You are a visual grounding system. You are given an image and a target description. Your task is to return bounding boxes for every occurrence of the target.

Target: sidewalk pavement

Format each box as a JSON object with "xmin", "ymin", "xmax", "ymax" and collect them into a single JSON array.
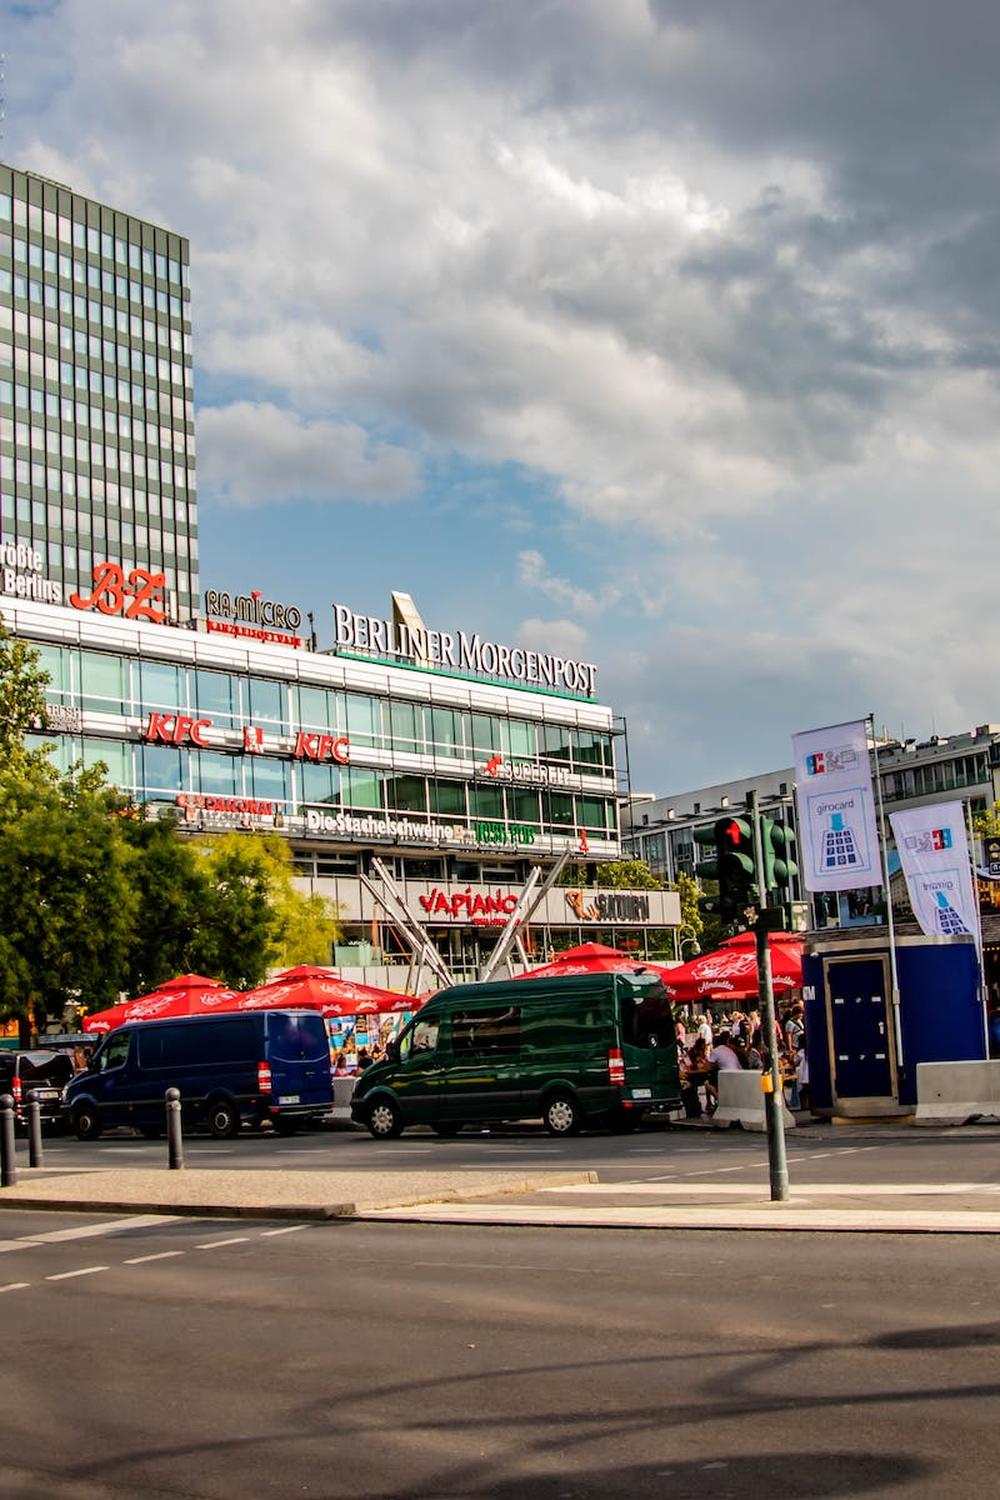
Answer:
[{"xmin": 0, "ymin": 1166, "xmax": 598, "ymax": 1221}]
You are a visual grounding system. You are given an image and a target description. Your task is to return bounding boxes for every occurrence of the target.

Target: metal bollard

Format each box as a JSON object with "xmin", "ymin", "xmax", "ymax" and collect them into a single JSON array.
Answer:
[
  {"xmin": 165, "ymin": 1087, "xmax": 184, "ymax": 1170},
  {"xmin": 26, "ymin": 1090, "xmax": 43, "ymax": 1169},
  {"xmin": 0, "ymin": 1094, "xmax": 17, "ymax": 1188}
]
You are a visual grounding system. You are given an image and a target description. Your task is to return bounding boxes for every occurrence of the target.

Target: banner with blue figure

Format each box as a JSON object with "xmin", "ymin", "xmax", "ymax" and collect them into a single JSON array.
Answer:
[
  {"xmin": 889, "ymin": 801, "xmax": 977, "ymax": 939},
  {"xmin": 792, "ymin": 719, "xmax": 882, "ymax": 893}
]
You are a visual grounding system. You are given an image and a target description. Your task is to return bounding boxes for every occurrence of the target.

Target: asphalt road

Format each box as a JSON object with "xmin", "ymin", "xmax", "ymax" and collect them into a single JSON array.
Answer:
[{"xmin": 0, "ymin": 1208, "xmax": 998, "ymax": 1499}]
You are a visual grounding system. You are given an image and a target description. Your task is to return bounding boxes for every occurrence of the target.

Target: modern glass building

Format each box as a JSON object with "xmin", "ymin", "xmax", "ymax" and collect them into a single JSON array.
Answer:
[
  {"xmin": 2, "ymin": 588, "xmax": 680, "ymax": 980},
  {"xmin": 0, "ymin": 162, "xmax": 196, "ymax": 623}
]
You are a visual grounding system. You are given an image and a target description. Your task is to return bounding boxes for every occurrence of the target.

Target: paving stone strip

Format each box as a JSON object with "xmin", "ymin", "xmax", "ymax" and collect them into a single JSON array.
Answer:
[{"xmin": 0, "ymin": 1166, "xmax": 598, "ymax": 1220}]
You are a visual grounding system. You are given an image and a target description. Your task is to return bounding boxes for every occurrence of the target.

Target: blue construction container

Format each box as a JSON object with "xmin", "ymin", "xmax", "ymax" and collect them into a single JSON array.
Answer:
[{"xmin": 803, "ymin": 932, "xmax": 984, "ymax": 1115}]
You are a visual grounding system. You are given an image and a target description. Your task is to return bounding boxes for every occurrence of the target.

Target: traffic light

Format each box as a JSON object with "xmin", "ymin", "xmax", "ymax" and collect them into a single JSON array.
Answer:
[
  {"xmin": 715, "ymin": 815, "xmax": 758, "ymax": 922},
  {"xmin": 693, "ymin": 824, "xmax": 722, "ymax": 915},
  {"xmin": 760, "ymin": 816, "xmax": 798, "ymax": 894}
]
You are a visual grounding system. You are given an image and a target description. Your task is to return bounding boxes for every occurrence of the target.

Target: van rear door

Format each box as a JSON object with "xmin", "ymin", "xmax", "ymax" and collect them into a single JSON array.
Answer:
[
  {"xmin": 265, "ymin": 1013, "xmax": 332, "ymax": 1111},
  {"xmin": 616, "ymin": 980, "xmax": 681, "ymax": 1108}
]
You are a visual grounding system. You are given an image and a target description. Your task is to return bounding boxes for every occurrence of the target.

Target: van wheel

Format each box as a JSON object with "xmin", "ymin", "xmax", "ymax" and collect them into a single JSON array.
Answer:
[
  {"xmin": 208, "ymin": 1099, "xmax": 239, "ymax": 1140},
  {"xmin": 273, "ymin": 1117, "xmax": 299, "ymax": 1137},
  {"xmin": 543, "ymin": 1093, "xmax": 582, "ymax": 1137},
  {"xmin": 610, "ymin": 1107, "xmax": 640, "ymax": 1134},
  {"xmin": 432, "ymin": 1122, "xmax": 463, "ymax": 1137},
  {"xmin": 73, "ymin": 1104, "xmax": 102, "ymax": 1142},
  {"xmin": 367, "ymin": 1099, "xmax": 403, "ymax": 1140}
]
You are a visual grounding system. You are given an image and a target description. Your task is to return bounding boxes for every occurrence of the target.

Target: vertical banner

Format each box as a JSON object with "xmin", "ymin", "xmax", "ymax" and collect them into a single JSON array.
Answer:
[
  {"xmin": 792, "ymin": 719, "xmax": 882, "ymax": 893},
  {"xmin": 889, "ymin": 801, "xmax": 977, "ymax": 938}
]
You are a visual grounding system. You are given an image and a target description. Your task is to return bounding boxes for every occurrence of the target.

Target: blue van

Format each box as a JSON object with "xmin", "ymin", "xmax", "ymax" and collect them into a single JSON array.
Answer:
[{"xmin": 63, "ymin": 1009, "xmax": 333, "ymax": 1141}]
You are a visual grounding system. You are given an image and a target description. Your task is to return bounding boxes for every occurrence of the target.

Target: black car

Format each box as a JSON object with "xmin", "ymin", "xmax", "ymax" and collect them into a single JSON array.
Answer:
[{"xmin": 0, "ymin": 1051, "xmax": 75, "ymax": 1130}]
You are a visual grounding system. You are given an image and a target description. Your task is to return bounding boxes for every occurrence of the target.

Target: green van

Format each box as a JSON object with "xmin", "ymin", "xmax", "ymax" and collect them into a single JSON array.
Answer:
[{"xmin": 351, "ymin": 972, "xmax": 681, "ymax": 1139}]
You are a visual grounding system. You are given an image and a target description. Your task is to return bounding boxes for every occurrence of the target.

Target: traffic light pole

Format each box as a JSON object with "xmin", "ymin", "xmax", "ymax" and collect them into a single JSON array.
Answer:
[{"xmin": 748, "ymin": 789, "xmax": 789, "ymax": 1202}]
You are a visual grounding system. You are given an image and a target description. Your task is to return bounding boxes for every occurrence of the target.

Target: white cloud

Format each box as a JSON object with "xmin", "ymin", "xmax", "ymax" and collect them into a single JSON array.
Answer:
[
  {"xmin": 517, "ymin": 550, "xmax": 621, "ymax": 616},
  {"xmin": 517, "ymin": 618, "xmax": 590, "ymax": 658},
  {"xmin": 9, "ymin": 0, "xmax": 1000, "ymax": 784},
  {"xmin": 197, "ymin": 404, "xmax": 417, "ymax": 508}
]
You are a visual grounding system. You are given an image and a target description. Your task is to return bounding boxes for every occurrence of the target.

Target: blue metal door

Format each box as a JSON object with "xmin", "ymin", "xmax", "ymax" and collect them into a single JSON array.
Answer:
[{"xmin": 827, "ymin": 958, "xmax": 893, "ymax": 1098}]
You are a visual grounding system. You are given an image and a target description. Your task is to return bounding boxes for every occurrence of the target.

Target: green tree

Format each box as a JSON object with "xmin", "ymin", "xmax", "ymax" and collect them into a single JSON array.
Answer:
[
  {"xmin": 1, "ymin": 621, "xmax": 138, "ymax": 1037},
  {"xmin": 595, "ymin": 858, "xmax": 664, "ymax": 890},
  {"xmin": 973, "ymin": 803, "xmax": 1000, "ymax": 838},
  {"xmin": 0, "ymin": 614, "xmax": 57, "ymax": 788},
  {"xmin": 118, "ymin": 815, "xmax": 212, "ymax": 992},
  {"xmin": 187, "ymin": 834, "xmax": 277, "ymax": 989},
  {"xmin": 259, "ymin": 835, "xmax": 341, "ymax": 967},
  {"xmin": 187, "ymin": 832, "xmax": 340, "ymax": 987},
  {"xmin": 0, "ymin": 764, "xmax": 137, "ymax": 1039},
  {"xmin": 670, "ymin": 869, "xmax": 704, "ymax": 954}
]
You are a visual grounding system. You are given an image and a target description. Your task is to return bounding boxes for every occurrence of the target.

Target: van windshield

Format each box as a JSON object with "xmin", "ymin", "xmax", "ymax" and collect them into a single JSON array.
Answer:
[
  {"xmin": 399, "ymin": 1017, "xmax": 439, "ymax": 1061},
  {"xmin": 618, "ymin": 981, "xmax": 674, "ymax": 1050}
]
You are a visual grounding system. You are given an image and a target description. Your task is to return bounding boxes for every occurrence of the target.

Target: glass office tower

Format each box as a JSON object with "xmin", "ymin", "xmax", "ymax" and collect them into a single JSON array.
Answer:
[{"xmin": 0, "ymin": 163, "xmax": 197, "ymax": 621}]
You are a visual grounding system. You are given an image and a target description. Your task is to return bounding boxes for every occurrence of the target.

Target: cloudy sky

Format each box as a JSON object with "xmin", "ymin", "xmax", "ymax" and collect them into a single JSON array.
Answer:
[{"xmin": 6, "ymin": 0, "xmax": 1000, "ymax": 790}]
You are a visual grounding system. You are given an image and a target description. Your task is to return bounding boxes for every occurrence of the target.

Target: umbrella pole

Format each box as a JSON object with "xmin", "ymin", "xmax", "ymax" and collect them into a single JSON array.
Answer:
[{"xmin": 749, "ymin": 789, "xmax": 789, "ymax": 1202}]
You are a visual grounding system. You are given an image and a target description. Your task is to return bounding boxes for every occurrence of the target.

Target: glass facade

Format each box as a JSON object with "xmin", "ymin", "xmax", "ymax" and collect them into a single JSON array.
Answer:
[
  {"xmin": 0, "ymin": 164, "xmax": 196, "ymax": 621},
  {"xmin": 28, "ymin": 639, "xmax": 619, "ymax": 847}
]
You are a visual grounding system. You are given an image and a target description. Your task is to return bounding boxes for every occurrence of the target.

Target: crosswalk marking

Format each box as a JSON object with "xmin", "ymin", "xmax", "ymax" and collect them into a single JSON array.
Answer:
[{"xmin": 21, "ymin": 1215, "xmax": 181, "ymax": 1244}]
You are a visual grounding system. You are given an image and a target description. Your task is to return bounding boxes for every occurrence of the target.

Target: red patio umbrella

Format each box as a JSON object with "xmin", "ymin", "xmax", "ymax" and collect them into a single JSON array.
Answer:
[
  {"xmin": 517, "ymin": 953, "xmax": 662, "ymax": 980},
  {"xmin": 236, "ymin": 970, "xmax": 407, "ymax": 1017},
  {"xmin": 83, "ymin": 976, "xmax": 238, "ymax": 1033},
  {"xmin": 660, "ymin": 936, "xmax": 803, "ymax": 1005},
  {"xmin": 552, "ymin": 942, "xmax": 630, "ymax": 963}
]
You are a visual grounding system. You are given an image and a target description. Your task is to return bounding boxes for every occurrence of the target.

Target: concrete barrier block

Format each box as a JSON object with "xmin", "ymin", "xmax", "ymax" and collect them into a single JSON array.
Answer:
[
  {"xmin": 330, "ymin": 1076, "xmax": 358, "ymax": 1122},
  {"xmin": 914, "ymin": 1060, "xmax": 1000, "ymax": 1126},
  {"xmin": 713, "ymin": 1070, "xmax": 796, "ymax": 1132}
]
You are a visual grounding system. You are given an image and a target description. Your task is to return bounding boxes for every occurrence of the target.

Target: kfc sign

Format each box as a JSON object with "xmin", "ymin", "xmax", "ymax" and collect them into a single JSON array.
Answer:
[
  {"xmin": 142, "ymin": 713, "xmax": 350, "ymax": 764},
  {"xmin": 292, "ymin": 732, "xmax": 350, "ymax": 764},
  {"xmin": 144, "ymin": 712, "xmax": 211, "ymax": 747}
]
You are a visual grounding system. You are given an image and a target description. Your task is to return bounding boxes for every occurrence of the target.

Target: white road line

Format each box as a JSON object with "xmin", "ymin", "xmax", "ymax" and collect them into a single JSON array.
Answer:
[
  {"xmin": 0, "ymin": 1282, "xmax": 30, "ymax": 1293},
  {"xmin": 123, "ymin": 1251, "xmax": 186, "ymax": 1265},
  {"xmin": 22, "ymin": 1215, "xmax": 181, "ymax": 1244},
  {"xmin": 195, "ymin": 1236, "xmax": 249, "ymax": 1251},
  {"xmin": 45, "ymin": 1265, "xmax": 108, "ymax": 1281},
  {"xmin": 259, "ymin": 1225, "xmax": 310, "ymax": 1238}
]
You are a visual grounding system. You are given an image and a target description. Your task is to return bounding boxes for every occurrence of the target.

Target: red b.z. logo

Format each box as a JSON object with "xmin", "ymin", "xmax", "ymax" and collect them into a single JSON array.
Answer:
[{"xmin": 70, "ymin": 561, "xmax": 166, "ymax": 624}]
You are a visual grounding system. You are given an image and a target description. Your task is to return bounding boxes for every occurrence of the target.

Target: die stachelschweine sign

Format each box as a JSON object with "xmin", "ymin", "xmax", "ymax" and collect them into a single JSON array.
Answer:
[{"xmin": 332, "ymin": 603, "xmax": 598, "ymax": 697}]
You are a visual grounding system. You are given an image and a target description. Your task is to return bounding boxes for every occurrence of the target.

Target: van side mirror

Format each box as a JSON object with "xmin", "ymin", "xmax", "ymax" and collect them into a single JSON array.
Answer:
[{"xmin": 386, "ymin": 1039, "xmax": 400, "ymax": 1064}]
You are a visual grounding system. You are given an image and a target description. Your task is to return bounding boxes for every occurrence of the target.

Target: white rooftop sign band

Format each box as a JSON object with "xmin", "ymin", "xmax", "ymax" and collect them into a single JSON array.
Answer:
[{"xmin": 332, "ymin": 602, "xmax": 598, "ymax": 697}]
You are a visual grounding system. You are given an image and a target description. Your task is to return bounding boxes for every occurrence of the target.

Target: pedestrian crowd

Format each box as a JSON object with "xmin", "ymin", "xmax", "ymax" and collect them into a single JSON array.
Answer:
[{"xmin": 676, "ymin": 1001, "xmax": 809, "ymax": 1118}]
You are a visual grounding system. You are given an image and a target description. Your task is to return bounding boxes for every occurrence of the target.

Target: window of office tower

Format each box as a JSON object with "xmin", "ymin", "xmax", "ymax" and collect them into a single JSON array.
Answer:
[{"xmin": 0, "ymin": 167, "xmax": 194, "ymax": 615}]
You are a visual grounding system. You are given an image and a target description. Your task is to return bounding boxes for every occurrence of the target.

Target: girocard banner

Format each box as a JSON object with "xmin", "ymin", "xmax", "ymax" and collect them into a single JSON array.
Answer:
[
  {"xmin": 792, "ymin": 719, "xmax": 882, "ymax": 893},
  {"xmin": 889, "ymin": 801, "xmax": 977, "ymax": 939}
]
